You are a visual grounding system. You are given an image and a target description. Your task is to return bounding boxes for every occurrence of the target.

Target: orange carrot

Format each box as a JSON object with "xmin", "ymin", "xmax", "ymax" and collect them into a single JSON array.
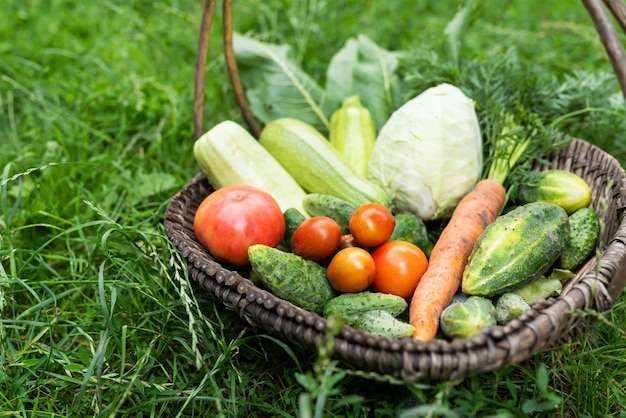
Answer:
[{"xmin": 409, "ymin": 178, "xmax": 506, "ymax": 342}]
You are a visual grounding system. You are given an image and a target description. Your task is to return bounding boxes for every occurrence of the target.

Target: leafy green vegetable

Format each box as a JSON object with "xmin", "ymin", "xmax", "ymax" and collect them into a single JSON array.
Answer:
[
  {"xmin": 233, "ymin": 33, "xmax": 338, "ymax": 132},
  {"xmin": 367, "ymin": 83, "xmax": 483, "ymax": 220},
  {"xmin": 495, "ymin": 293, "xmax": 531, "ymax": 324},
  {"xmin": 326, "ymin": 34, "xmax": 405, "ymax": 131},
  {"xmin": 233, "ymin": 33, "xmax": 404, "ymax": 134},
  {"xmin": 440, "ymin": 296, "xmax": 496, "ymax": 339}
]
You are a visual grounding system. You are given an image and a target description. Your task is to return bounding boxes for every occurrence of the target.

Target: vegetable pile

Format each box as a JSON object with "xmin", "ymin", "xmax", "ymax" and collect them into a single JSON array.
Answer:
[{"xmin": 190, "ymin": 5, "xmax": 605, "ymax": 341}]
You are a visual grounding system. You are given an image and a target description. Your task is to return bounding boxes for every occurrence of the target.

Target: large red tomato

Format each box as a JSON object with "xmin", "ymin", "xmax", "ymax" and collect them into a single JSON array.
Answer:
[{"xmin": 193, "ymin": 184, "xmax": 286, "ymax": 266}]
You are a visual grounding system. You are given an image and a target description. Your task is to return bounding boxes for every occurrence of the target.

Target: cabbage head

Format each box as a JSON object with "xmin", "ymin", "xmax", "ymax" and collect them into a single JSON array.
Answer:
[{"xmin": 368, "ymin": 83, "xmax": 482, "ymax": 220}]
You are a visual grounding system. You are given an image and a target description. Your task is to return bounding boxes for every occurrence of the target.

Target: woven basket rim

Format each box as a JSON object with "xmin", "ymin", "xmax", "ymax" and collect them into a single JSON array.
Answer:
[{"xmin": 164, "ymin": 137, "xmax": 626, "ymax": 382}]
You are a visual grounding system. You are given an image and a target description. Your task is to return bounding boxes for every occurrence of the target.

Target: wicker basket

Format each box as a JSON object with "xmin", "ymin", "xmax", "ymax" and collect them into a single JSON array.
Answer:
[{"xmin": 164, "ymin": 0, "xmax": 626, "ymax": 382}]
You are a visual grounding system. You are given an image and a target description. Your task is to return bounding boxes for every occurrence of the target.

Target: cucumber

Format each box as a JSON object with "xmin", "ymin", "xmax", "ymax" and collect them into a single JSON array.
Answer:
[
  {"xmin": 558, "ymin": 207, "xmax": 600, "ymax": 271},
  {"xmin": 302, "ymin": 194, "xmax": 357, "ymax": 234},
  {"xmin": 193, "ymin": 120, "xmax": 308, "ymax": 214},
  {"xmin": 388, "ymin": 213, "xmax": 431, "ymax": 252},
  {"xmin": 259, "ymin": 118, "xmax": 392, "ymax": 208},
  {"xmin": 248, "ymin": 244, "xmax": 336, "ymax": 313},
  {"xmin": 323, "ymin": 291, "xmax": 408, "ymax": 326},
  {"xmin": 461, "ymin": 202, "xmax": 570, "ymax": 297},
  {"xmin": 516, "ymin": 170, "xmax": 592, "ymax": 214},
  {"xmin": 278, "ymin": 208, "xmax": 308, "ymax": 251},
  {"xmin": 352, "ymin": 309, "xmax": 415, "ymax": 338},
  {"xmin": 329, "ymin": 95, "xmax": 377, "ymax": 179}
]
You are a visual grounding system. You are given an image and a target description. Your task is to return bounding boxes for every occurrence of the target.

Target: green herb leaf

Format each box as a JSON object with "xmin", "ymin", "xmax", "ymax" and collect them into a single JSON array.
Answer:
[
  {"xmin": 326, "ymin": 34, "xmax": 405, "ymax": 131},
  {"xmin": 233, "ymin": 33, "xmax": 337, "ymax": 132}
]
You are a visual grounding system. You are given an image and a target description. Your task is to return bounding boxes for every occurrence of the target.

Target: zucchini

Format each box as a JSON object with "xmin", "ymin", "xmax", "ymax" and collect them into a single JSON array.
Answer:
[
  {"xmin": 323, "ymin": 291, "xmax": 408, "ymax": 326},
  {"xmin": 302, "ymin": 193, "xmax": 357, "ymax": 234},
  {"xmin": 329, "ymin": 95, "xmax": 377, "ymax": 179},
  {"xmin": 462, "ymin": 202, "xmax": 570, "ymax": 297},
  {"xmin": 248, "ymin": 244, "xmax": 336, "ymax": 313},
  {"xmin": 516, "ymin": 170, "xmax": 592, "ymax": 214},
  {"xmin": 193, "ymin": 120, "xmax": 308, "ymax": 215},
  {"xmin": 259, "ymin": 118, "xmax": 392, "ymax": 208},
  {"xmin": 558, "ymin": 207, "xmax": 599, "ymax": 271},
  {"xmin": 352, "ymin": 310, "xmax": 415, "ymax": 338}
]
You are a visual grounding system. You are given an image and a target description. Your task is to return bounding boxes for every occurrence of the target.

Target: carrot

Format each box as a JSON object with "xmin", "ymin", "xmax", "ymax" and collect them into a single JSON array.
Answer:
[{"xmin": 409, "ymin": 178, "xmax": 506, "ymax": 342}]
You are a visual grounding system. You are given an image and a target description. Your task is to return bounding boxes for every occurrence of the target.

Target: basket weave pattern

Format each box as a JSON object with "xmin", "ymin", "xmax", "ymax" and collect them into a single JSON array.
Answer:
[{"xmin": 164, "ymin": 0, "xmax": 626, "ymax": 382}]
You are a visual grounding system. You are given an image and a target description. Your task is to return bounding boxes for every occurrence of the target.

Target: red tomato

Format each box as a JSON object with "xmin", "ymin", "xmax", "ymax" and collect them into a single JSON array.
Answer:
[
  {"xmin": 193, "ymin": 184, "xmax": 285, "ymax": 266},
  {"xmin": 326, "ymin": 247, "xmax": 376, "ymax": 293},
  {"xmin": 370, "ymin": 240, "xmax": 428, "ymax": 299},
  {"xmin": 349, "ymin": 203, "xmax": 395, "ymax": 247},
  {"xmin": 290, "ymin": 216, "xmax": 342, "ymax": 261}
]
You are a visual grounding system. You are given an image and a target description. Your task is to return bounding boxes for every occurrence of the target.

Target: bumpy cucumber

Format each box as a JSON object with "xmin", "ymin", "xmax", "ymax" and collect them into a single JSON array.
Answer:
[
  {"xmin": 302, "ymin": 194, "xmax": 357, "ymax": 234},
  {"xmin": 388, "ymin": 213, "xmax": 431, "ymax": 252},
  {"xmin": 248, "ymin": 244, "xmax": 336, "ymax": 313},
  {"xmin": 558, "ymin": 207, "xmax": 599, "ymax": 271},
  {"xmin": 462, "ymin": 202, "xmax": 570, "ymax": 297},
  {"xmin": 516, "ymin": 170, "xmax": 591, "ymax": 214},
  {"xmin": 323, "ymin": 291, "xmax": 408, "ymax": 326},
  {"xmin": 352, "ymin": 309, "xmax": 415, "ymax": 338},
  {"xmin": 278, "ymin": 207, "xmax": 308, "ymax": 251},
  {"xmin": 259, "ymin": 118, "xmax": 392, "ymax": 208}
]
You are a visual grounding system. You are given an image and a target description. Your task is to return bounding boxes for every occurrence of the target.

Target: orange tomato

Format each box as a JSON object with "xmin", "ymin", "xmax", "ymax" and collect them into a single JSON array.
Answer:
[
  {"xmin": 349, "ymin": 203, "xmax": 395, "ymax": 247},
  {"xmin": 370, "ymin": 240, "xmax": 428, "ymax": 299},
  {"xmin": 326, "ymin": 247, "xmax": 376, "ymax": 293}
]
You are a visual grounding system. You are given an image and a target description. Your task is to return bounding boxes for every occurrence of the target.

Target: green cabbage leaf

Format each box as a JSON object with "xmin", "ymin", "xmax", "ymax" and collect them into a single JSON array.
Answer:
[{"xmin": 367, "ymin": 83, "xmax": 482, "ymax": 220}]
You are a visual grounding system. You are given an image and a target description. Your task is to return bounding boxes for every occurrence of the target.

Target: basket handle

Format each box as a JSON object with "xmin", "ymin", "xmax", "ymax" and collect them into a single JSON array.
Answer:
[
  {"xmin": 192, "ymin": 0, "xmax": 626, "ymax": 140},
  {"xmin": 192, "ymin": 0, "xmax": 260, "ymax": 140},
  {"xmin": 584, "ymin": 0, "xmax": 626, "ymax": 102}
]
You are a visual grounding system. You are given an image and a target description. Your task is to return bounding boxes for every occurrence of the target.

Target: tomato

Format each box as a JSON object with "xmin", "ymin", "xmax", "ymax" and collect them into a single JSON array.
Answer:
[
  {"xmin": 290, "ymin": 216, "xmax": 342, "ymax": 261},
  {"xmin": 370, "ymin": 240, "xmax": 428, "ymax": 299},
  {"xmin": 349, "ymin": 203, "xmax": 395, "ymax": 247},
  {"xmin": 193, "ymin": 184, "xmax": 285, "ymax": 266},
  {"xmin": 326, "ymin": 247, "xmax": 376, "ymax": 293}
]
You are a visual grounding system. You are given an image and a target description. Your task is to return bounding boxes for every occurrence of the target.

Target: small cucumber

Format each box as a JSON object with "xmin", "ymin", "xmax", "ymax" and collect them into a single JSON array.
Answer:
[
  {"xmin": 462, "ymin": 202, "xmax": 570, "ymax": 297},
  {"xmin": 558, "ymin": 207, "xmax": 599, "ymax": 271},
  {"xmin": 278, "ymin": 208, "xmax": 308, "ymax": 252},
  {"xmin": 323, "ymin": 291, "xmax": 408, "ymax": 326},
  {"xmin": 352, "ymin": 309, "xmax": 415, "ymax": 338},
  {"xmin": 248, "ymin": 244, "xmax": 336, "ymax": 313},
  {"xmin": 259, "ymin": 118, "xmax": 392, "ymax": 208},
  {"xmin": 388, "ymin": 213, "xmax": 431, "ymax": 252},
  {"xmin": 516, "ymin": 170, "xmax": 592, "ymax": 214},
  {"xmin": 283, "ymin": 208, "xmax": 307, "ymax": 242},
  {"xmin": 302, "ymin": 194, "xmax": 357, "ymax": 234}
]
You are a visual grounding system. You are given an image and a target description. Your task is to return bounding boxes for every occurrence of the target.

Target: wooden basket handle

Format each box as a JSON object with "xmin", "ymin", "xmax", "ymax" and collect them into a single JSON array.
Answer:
[
  {"xmin": 192, "ymin": 0, "xmax": 260, "ymax": 140},
  {"xmin": 192, "ymin": 0, "xmax": 626, "ymax": 139},
  {"xmin": 584, "ymin": 0, "xmax": 626, "ymax": 102}
]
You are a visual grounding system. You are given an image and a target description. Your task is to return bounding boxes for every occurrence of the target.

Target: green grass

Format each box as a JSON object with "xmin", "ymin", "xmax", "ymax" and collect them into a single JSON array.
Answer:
[{"xmin": 2, "ymin": 0, "xmax": 626, "ymax": 416}]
